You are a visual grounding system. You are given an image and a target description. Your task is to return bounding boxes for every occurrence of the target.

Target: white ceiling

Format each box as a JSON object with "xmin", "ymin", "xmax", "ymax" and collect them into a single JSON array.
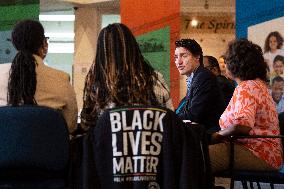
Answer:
[
  {"xmin": 40, "ymin": 0, "xmax": 120, "ymax": 12},
  {"xmin": 40, "ymin": 0, "xmax": 234, "ymax": 13}
]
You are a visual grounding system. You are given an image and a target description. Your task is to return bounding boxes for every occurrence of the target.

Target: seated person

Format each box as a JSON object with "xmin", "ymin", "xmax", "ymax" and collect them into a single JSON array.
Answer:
[
  {"xmin": 271, "ymin": 76, "xmax": 284, "ymax": 113},
  {"xmin": 203, "ymin": 55, "xmax": 235, "ymax": 106},
  {"xmin": 210, "ymin": 39, "xmax": 283, "ymax": 173},
  {"xmin": 80, "ymin": 23, "xmax": 173, "ymax": 130},
  {"xmin": 174, "ymin": 39, "xmax": 225, "ymax": 132},
  {"xmin": 218, "ymin": 55, "xmax": 227, "ymax": 77},
  {"xmin": 0, "ymin": 20, "xmax": 78, "ymax": 133}
]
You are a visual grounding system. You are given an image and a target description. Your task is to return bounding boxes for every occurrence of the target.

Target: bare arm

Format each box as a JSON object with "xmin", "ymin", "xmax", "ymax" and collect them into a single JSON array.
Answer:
[{"xmin": 211, "ymin": 125, "xmax": 252, "ymax": 144}]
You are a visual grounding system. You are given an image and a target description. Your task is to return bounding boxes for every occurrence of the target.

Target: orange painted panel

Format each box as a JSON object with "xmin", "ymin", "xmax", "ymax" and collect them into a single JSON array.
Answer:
[
  {"xmin": 121, "ymin": 0, "xmax": 181, "ymax": 107},
  {"xmin": 121, "ymin": 0, "xmax": 179, "ymax": 29}
]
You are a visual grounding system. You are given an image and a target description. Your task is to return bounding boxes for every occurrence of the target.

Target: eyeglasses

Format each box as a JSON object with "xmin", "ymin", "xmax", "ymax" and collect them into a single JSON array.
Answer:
[{"xmin": 44, "ymin": 36, "xmax": 50, "ymax": 43}]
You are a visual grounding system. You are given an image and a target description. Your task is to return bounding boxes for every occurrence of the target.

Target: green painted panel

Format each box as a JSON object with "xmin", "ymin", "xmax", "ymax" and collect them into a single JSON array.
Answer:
[
  {"xmin": 0, "ymin": 0, "xmax": 38, "ymax": 6},
  {"xmin": 136, "ymin": 26, "xmax": 171, "ymax": 87},
  {"xmin": 0, "ymin": 2, "xmax": 39, "ymax": 63},
  {"xmin": 0, "ymin": 4, "xmax": 39, "ymax": 31}
]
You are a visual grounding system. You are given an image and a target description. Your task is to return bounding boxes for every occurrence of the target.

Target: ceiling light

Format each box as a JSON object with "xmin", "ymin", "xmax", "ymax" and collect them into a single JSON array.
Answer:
[{"xmin": 191, "ymin": 19, "xmax": 198, "ymax": 27}]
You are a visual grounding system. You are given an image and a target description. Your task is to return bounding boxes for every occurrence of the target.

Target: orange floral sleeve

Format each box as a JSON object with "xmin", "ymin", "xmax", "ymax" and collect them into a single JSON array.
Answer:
[{"xmin": 219, "ymin": 79, "xmax": 283, "ymax": 169}]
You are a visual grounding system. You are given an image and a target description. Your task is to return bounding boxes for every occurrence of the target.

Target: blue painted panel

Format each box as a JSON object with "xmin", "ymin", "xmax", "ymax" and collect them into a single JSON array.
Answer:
[{"xmin": 236, "ymin": 0, "xmax": 284, "ymax": 38}]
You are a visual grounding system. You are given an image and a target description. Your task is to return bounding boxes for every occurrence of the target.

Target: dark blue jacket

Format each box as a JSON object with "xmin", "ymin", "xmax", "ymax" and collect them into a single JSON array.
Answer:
[{"xmin": 176, "ymin": 66, "xmax": 225, "ymax": 132}]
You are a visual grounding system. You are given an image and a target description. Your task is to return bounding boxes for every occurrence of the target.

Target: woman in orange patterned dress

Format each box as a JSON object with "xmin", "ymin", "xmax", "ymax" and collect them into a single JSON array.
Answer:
[{"xmin": 210, "ymin": 39, "xmax": 283, "ymax": 173}]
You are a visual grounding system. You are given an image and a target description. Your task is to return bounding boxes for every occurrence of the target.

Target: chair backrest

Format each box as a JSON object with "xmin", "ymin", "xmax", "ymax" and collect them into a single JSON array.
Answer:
[
  {"xmin": 0, "ymin": 105, "xmax": 69, "ymax": 176},
  {"xmin": 82, "ymin": 105, "xmax": 212, "ymax": 189}
]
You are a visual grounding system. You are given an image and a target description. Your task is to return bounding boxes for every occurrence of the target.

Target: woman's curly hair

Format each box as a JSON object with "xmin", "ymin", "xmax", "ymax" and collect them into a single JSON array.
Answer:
[{"xmin": 225, "ymin": 38, "xmax": 268, "ymax": 82}]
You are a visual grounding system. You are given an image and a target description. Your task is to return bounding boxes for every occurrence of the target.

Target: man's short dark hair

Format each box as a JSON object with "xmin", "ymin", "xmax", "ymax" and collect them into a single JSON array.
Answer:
[{"xmin": 175, "ymin": 38, "xmax": 203, "ymax": 64}]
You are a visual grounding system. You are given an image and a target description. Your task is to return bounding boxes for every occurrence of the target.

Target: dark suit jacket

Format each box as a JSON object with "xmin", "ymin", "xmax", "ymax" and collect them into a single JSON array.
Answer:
[{"xmin": 176, "ymin": 66, "xmax": 225, "ymax": 132}]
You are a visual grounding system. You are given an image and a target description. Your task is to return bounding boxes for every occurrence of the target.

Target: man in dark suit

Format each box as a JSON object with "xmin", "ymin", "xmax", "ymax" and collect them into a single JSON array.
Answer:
[{"xmin": 175, "ymin": 39, "xmax": 225, "ymax": 132}]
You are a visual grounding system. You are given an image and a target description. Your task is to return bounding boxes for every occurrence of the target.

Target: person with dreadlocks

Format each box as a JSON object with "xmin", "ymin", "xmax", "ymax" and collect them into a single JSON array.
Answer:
[
  {"xmin": 80, "ymin": 23, "xmax": 173, "ymax": 130},
  {"xmin": 0, "ymin": 19, "xmax": 78, "ymax": 133}
]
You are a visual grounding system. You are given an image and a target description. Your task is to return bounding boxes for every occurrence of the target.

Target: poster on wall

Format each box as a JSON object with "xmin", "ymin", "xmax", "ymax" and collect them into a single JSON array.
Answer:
[
  {"xmin": 136, "ymin": 27, "xmax": 170, "ymax": 86},
  {"xmin": 248, "ymin": 16, "xmax": 284, "ymax": 82},
  {"xmin": 0, "ymin": 1, "xmax": 39, "ymax": 64}
]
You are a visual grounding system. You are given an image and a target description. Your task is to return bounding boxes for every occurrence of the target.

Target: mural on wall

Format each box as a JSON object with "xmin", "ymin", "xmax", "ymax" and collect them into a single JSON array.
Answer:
[
  {"xmin": 248, "ymin": 16, "xmax": 284, "ymax": 82},
  {"xmin": 0, "ymin": 1, "xmax": 39, "ymax": 63},
  {"xmin": 248, "ymin": 16, "xmax": 284, "ymax": 115},
  {"xmin": 136, "ymin": 26, "xmax": 170, "ymax": 86}
]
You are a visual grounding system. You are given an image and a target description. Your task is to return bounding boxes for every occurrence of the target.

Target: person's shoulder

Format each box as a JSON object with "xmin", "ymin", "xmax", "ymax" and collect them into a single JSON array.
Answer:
[
  {"xmin": 38, "ymin": 63, "xmax": 70, "ymax": 81},
  {"xmin": 195, "ymin": 66, "xmax": 208, "ymax": 74},
  {"xmin": 45, "ymin": 66, "xmax": 69, "ymax": 80},
  {"xmin": 216, "ymin": 75, "xmax": 227, "ymax": 81},
  {"xmin": 34, "ymin": 55, "xmax": 69, "ymax": 81},
  {"xmin": 239, "ymin": 80, "xmax": 267, "ymax": 93},
  {"xmin": 239, "ymin": 80, "xmax": 255, "ymax": 88},
  {"xmin": 195, "ymin": 66, "xmax": 215, "ymax": 80},
  {"xmin": 217, "ymin": 75, "xmax": 234, "ymax": 85},
  {"xmin": 0, "ymin": 63, "xmax": 11, "ymax": 74},
  {"xmin": 0, "ymin": 63, "xmax": 11, "ymax": 67}
]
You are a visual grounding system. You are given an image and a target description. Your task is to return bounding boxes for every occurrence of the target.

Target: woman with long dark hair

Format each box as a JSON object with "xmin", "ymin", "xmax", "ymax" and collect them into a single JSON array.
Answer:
[
  {"xmin": 81, "ymin": 23, "xmax": 173, "ymax": 129},
  {"xmin": 2, "ymin": 19, "xmax": 78, "ymax": 133}
]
